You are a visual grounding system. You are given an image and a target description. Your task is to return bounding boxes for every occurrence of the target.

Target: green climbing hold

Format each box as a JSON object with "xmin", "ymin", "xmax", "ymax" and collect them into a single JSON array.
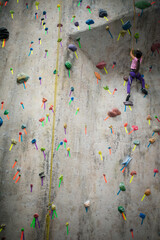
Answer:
[
  {"xmin": 103, "ymin": 86, "xmax": 109, "ymax": 90},
  {"xmin": 4, "ymin": 110, "xmax": 9, "ymax": 115},
  {"xmin": 65, "ymin": 61, "xmax": 72, "ymax": 70},
  {"xmin": 134, "ymin": 33, "xmax": 139, "ymax": 39},
  {"xmin": 135, "ymin": 1, "xmax": 151, "ymax": 10},
  {"xmin": 119, "ymin": 182, "xmax": 126, "ymax": 191},
  {"xmin": 41, "ymin": 147, "xmax": 45, "ymax": 151},
  {"xmin": 53, "ymin": 70, "xmax": 57, "ymax": 74},
  {"xmin": 57, "ymin": 38, "xmax": 62, "ymax": 42},
  {"xmin": 118, "ymin": 206, "xmax": 124, "ymax": 213}
]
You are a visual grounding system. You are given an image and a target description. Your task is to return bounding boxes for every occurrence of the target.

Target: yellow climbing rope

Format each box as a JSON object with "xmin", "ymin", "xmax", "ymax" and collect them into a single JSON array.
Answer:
[
  {"xmin": 132, "ymin": 0, "xmax": 136, "ymax": 50},
  {"xmin": 46, "ymin": 2, "xmax": 62, "ymax": 240}
]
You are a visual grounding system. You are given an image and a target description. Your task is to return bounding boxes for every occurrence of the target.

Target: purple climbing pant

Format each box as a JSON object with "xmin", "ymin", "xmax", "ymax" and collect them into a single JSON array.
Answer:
[{"xmin": 127, "ymin": 71, "xmax": 145, "ymax": 94}]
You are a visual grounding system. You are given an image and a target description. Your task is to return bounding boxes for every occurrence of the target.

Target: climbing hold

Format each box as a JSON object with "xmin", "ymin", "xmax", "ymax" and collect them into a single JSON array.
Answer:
[
  {"xmin": 59, "ymin": 175, "xmax": 63, "ymax": 187},
  {"xmin": 67, "ymin": 147, "xmax": 70, "ymax": 157},
  {"xmin": 75, "ymin": 108, "xmax": 79, "ymax": 115},
  {"xmin": 74, "ymin": 21, "xmax": 80, "ymax": 30},
  {"xmin": 31, "ymin": 213, "xmax": 40, "ymax": 228},
  {"xmin": 26, "ymin": 3, "xmax": 28, "ymax": 9},
  {"xmin": 117, "ymin": 182, "xmax": 126, "ymax": 195},
  {"xmin": 68, "ymin": 44, "xmax": 78, "ymax": 58},
  {"xmin": 86, "ymin": 5, "xmax": 91, "ymax": 13},
  {"xmin": 10, "ymin": 10, "xmax": 14, "ymax": 19},
  {"xmin": 41, "ymin": 147, "xmax": 46, "ymax": 160},
  {"xmin": 35, "ymin": 1, "xmax": 39, "ymax": 10},
  {"xmin": 130, "ymin": 171, "xmax": 137, "ymax": 183},
  {"xmin": 0, "ymin": 117, "xmax": 3, "ymax": 127},
  {"xmin": 132, "ymin": 140, "xmax": 140, "ymax": 151},
  {"xmin": 130, "ymin": 229, "xmax": 134, "ymax": 238},
  {"xmin": 43, "ymin": 11, "xmax": 47, "ymax": 18},
  {"xmin": 106, "ymin": 26, "xmax": 113, "ymax": 38},
  {"xmin": 41, "ymin": 98, "xmax": 47, "ymax": 109},
  {"xmin": 20, "ymin": 228, "xmax": 25, "ymax": 240},
  {"xmin": 141, "ymin": 189, "xmax": 151, "ymax": 201},
  {"xmin": 118, "ymin": 206, "xmax": 126, "ymax": 220},
  {"xmin": 57, "ymin": 23, "xmax": 63, "ymax": 32},
  {"xmin": 50, "ymin": 203, "xmax": 58, "ymax": 219},
  {"xmin": 49, "ymin": 105, "xmax": 54, "ymax": 114},
  {"xmin": 35, "ymin": 12, "xmax": 38, "ymax": 19},
  {"xmin": 85, "ymin": 19, "xmax": 94, "ymax": 30},
  {"xmin": 46, "ymin": 113, "xmax": 50, "ymax": 123},
  {"xmin": 65, "ymin": 61, "xmax": 72, "ymax": 77},
  {"xmin": 69, "ymin": 87, "xmax": 74, "ymax": 97},
  {"xmin": 66, "ymin": 222, "xmax": 69, "ymax": 235},
  {"xmin": 9, "ymin": 139, "xmax": 17, "ymax": 151},
  {"xmin": 69, "ymin": 97, "xmax": 74, "ymax": 105},
  {"xmin": 17, "ymin": 73, "xmax": 29, "ymax": 84},
  {"xmin": 98, "ymin": 151, "xmax": 103, "ymax": 160},
  {"xmin": 63, "ymin": 138, "xmax": 67, "ymax": 148},
  {"xmin": 84, "ymin": 200, "xmax": 90, "ymax": 212},
  {"xmin": 30, "ymin": 184, "xmax": 33, "ymax": 192},
  {"xmin": 56, "ymin": 141, "xmax": 63, "ymax": 151},
  {"xmin": 109, "ymin": 125, "xmax": 114, "ymax": 134},
  {"xmin": 108, "ymin": 108, "xmax": 121, "ymax": 117},
  {"xmin": 124, "ymin": 123, "xmax": 128, "ymax": 133},
  {"xmin": 57, "ymin": 4, "xmax": 60, "ymax": 11},
  {"xmin": 39, "ymin": 172, "xmax": 45, "ymax": 186},
  {"xmin": 121, "ymin": 156, "xmax": 132, "ymax": 172},
  {"xmin": 122, "ymin": 20, "xmax": 132, "ymax": 35},
  {"xmin": 103, "ymin": 86, "xmax": 111, "ymax": 94},
  {"xmin": 96, "ymin": 61, "xmax": 108, "ymax": 74},
  {"xmin": 45, "ymin": 27, "xmax": 48, "ymax": 35},
  {"xmin": 0, "ymin": 224, "xmax": 6, "ymax": 232},
  {"xmin": 64, "ymin": 124, "xmax": 67, "ymax": 134},
  {"xmin": 135, "ymin": 1, "xmax": 151, "ymax": 16},
  {"xmin": 112, "ymin": 61, "xmax": 116, "ymax": 69},
  {"xmin": 139, "ymin": 213, "xmax": 146, "ymax": 224},
  {"xmin": 12, "ymin": 159, "xmax": 17, "ymax": 169},
  {"xmin": 146, "ymin": 115, "xmax": 152, "ymax": 125},
  {"xmin": 0, "ymin": 27, "xmax": 9, "ymax": 48},
  {"xmin": 4, "ymin": 110, "xmax": 9, "ymax": 120},
  {"xmin": 2, "ymin": 103, "xmax": 6, "ymax": 113},
  {"xmin": 44, "ymin": 49, "xmax": 48, "ymax": 58},
  {"xmin": 108, "ymin": 147, "xmax": 111, "ymax": 155},
  {"xmin": 149, "ymin": 138, "xmax": 155, "ymax": 144},
  {"xmin": 94, "ymin": 72, "xmax": 101, "ymax": 84},
  {"xmin": 71, "ymin": 15, "xmax": 76, "ymax": 23},
  {"xmin": 13, "ymin": 168, "xmax": 21, "ymax": 183},
  {"xmin": 128, "ymin": 125, "xmax": 138, "ymax": 135},
  {"xmin": 31, "ymin": 139, "xmax": 38, "ymax": 150},
  {"xmin": 76, "ymin": 38, "xmax": 81, "ymax": 48},
  {"xmin": 99, "ymin": 9, "xmax": 108, "ymax": 21},
  {"xmin": 112, "ymin": 88, "xmax": 117, "ymax": 95},
  {"xmin": 153, "ymin": 169, "xmax": 158, "ymax": 177},
  {"xmin": 117, "ymin": 30, "xmax": 127, "ymax": 41},
  {"xmin": 21, "ymin": 125, "xmax": 27, "ymax": 135},
  {"xmin": 134, "ymin": 33, "xmax": 139, "ymax": 43}
]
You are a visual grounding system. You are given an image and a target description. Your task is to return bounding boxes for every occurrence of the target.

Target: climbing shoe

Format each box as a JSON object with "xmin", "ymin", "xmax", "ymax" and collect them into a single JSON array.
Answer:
[
  {"xmin": 126, "ymin": 94, "xmax": 130, "ymax": 101},
  {"xmin": 142, "ymin": 88, "xmax": 148, "ymax": 95}
]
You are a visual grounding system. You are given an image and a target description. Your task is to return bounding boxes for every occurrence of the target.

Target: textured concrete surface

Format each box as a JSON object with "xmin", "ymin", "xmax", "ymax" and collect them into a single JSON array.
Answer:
[{"xmin": 0, "ymin": 0, "xmax": 160, "ymax": 240}]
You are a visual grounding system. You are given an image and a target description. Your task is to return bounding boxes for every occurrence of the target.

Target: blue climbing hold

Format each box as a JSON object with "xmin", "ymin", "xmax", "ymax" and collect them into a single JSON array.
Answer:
[{"xmin": 0, "ymin": 117, "xmax": 3, "ymax": 127}]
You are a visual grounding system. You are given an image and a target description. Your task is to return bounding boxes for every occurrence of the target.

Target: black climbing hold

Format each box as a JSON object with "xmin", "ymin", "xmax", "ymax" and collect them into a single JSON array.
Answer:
[
  {"xmin": 99, "ymin": 9, "xmax": 108, "ymax": 18},
  {"xmin": 0, "ymin": 27, "xmax": 9, "ymax": 40}
]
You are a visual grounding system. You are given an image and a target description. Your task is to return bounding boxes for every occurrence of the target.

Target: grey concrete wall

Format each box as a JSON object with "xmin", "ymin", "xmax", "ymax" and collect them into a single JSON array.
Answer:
[{"xmin": 0, "ymin": 0, "xmax": 160, "ymax": 240}]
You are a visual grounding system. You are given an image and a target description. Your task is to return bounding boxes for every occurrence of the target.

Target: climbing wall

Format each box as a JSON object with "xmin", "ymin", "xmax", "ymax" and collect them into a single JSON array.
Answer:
[{"xmin": 0, "ymin": 0, "xmax": 160, "ymax": 240}]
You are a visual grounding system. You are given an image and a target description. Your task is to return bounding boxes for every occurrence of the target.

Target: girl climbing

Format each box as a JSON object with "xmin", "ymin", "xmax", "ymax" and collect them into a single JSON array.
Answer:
[{"xmin": 126, "ymin": 49, "xmax": 148, "ymax": 101}]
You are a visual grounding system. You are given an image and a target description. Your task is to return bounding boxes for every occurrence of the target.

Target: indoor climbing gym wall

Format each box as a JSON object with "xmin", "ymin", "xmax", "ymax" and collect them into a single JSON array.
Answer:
[{"xmin": 0, "ymin": 0, "xmax": 160, "ymax": 239}]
